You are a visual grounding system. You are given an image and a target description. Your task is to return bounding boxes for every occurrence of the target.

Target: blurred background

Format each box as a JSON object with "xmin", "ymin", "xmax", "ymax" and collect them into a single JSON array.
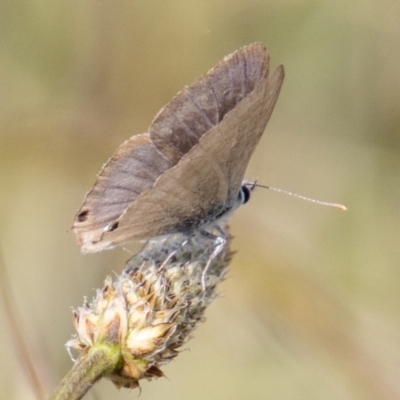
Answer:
[{"xmin": 1, "ymin": 0, "xmax": 400, "ymax": 399}]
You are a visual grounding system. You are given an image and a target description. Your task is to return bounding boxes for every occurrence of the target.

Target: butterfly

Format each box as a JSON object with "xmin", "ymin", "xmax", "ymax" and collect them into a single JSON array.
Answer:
[{"xmin": 72, "ymin": 43, "xmax": 284, "ymax": 252}]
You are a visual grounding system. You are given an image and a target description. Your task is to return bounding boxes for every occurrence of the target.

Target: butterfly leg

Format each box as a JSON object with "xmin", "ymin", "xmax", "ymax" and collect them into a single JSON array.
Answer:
[{"xmin": 199, "ymin": 226, "xmax": 228, "ymax": 292}]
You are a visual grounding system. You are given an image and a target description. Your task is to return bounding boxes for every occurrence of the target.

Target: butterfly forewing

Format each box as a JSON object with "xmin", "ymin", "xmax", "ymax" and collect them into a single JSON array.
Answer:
[
  {"xmin": 98, "ymin": 66, "xmax": 284, "ymax": 251},
  {"xmin": 224, "ymin": 65, "xmax": 284, "ymax": 202},
  {"xmin": 149, "ymin": 43, "xmax": 269, "ymax": 164}
]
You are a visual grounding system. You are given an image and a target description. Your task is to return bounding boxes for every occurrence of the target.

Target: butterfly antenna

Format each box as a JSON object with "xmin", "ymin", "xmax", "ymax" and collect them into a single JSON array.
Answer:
[{"xmin": 253, "ymin": 184, "xmax": 347, "ymax": 211}]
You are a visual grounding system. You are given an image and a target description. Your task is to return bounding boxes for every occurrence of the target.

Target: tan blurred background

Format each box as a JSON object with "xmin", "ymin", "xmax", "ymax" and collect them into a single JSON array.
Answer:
[{"xmin": 1, "ymin": 1, "xmax": 400, "ymax": 399}]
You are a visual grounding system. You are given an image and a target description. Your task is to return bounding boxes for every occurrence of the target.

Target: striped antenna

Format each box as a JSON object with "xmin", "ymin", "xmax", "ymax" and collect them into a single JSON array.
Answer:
[{"xmin": 252, "ymin": 183, "xmax": 347, "ymax": 211}]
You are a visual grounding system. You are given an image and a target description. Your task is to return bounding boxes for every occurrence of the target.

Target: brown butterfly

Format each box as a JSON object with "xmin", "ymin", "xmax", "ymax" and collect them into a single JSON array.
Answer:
[{"xmin": 72, "ymin": 43, "xmax": 284, "ymax": 252}]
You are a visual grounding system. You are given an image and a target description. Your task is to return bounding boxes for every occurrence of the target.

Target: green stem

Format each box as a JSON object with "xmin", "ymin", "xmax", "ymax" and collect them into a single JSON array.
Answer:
[{"xmin": 49, "ymin": 344, "xmax": 121, "ymax": 400}]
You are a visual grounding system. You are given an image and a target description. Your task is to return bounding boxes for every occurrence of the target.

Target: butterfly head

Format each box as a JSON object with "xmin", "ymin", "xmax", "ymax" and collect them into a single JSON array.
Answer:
[{"xmin": 239, "ymin": 180, "xmax": 257, "ymax": 205}]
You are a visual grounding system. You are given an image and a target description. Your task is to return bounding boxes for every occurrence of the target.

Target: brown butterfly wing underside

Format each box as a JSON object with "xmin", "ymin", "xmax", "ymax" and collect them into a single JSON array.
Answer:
[{"xmin": 72, "ymin": 43, "xmax": 284, "ymax": 252}]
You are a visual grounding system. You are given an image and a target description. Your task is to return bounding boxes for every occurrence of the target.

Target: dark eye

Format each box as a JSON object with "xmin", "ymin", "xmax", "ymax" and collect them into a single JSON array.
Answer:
[{"xmin": 239, "ymin": 185, "xmax": 251, "ymax": 204}]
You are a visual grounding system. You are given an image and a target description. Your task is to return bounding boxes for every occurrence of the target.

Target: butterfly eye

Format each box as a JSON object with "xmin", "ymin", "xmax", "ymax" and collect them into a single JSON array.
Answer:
[{"xmin": 239, "ymin": 185, "xmax": 251, "ymax": 204}]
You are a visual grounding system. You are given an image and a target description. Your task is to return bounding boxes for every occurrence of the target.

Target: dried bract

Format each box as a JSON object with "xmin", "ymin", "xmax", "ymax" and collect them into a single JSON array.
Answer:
[{"xmin": 67, "ymin": 230, "xmax": 232, "ymax": 389}]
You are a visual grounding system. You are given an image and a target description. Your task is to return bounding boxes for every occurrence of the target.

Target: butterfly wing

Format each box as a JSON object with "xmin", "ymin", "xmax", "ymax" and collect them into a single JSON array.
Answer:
[
  {"xmin": 97, "ymin": 63, "xmax": 284, "ymax": 251},
  {"xmin": 72, "ymin": 133, "xmax": 173, "ymax": 251},
  {"xmin": 222, "ymin": 65, "xmax": 284, "ymax": 203},
  {"xmin": 149, "ymin": 43, "xmax": 269, "ymax": 164}
]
